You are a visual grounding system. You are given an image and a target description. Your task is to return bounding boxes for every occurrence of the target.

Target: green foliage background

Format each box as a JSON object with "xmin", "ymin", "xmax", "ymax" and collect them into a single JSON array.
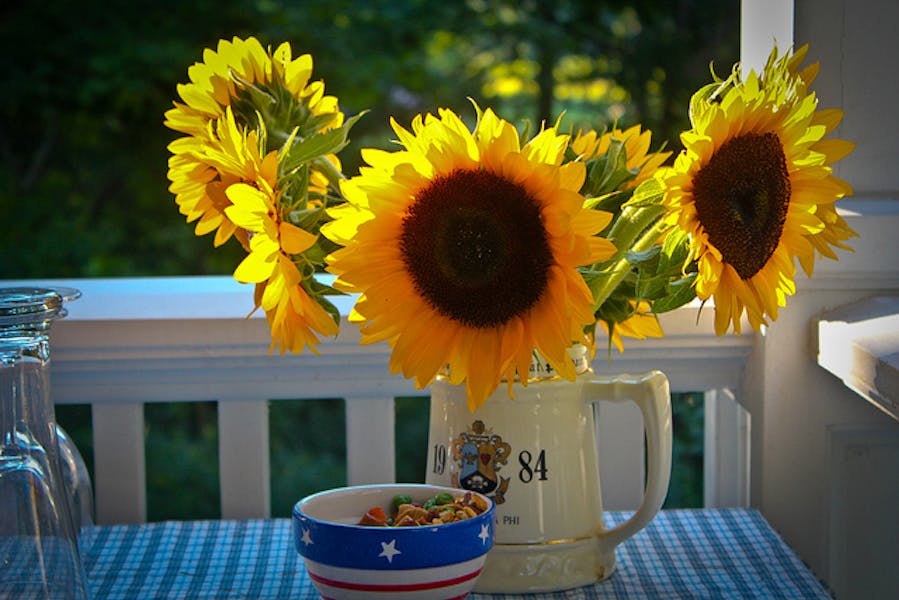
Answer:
[
  {"xmin": 8, "ymin": 0, "xmax": 735, "ymax": 519},
  {"xmin": 1, "ymin": 0, "xmax": 738, "ymax": 279}
]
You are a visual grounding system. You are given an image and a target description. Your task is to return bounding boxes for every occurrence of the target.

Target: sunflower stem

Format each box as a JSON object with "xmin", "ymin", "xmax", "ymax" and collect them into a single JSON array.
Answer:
[
  {"xmin": 589, "ymin": 217, "xmax": 670, "ymax": 311},
  {"xmin": 313, "ymin": 155, "xmax": 346, "ymax": 191}
]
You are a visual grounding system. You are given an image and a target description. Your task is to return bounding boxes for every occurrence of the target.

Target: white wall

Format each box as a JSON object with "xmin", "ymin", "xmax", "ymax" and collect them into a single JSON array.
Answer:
[{"xmin": 741, "ymin": 1, "xmax": 899, "ymax": 598}]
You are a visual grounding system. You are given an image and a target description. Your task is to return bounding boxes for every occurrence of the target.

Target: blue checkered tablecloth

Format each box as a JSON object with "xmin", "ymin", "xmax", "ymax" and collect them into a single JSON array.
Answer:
[{"xmin": 77, "ymin": 509, "xmax": 831, "ymax": 599}]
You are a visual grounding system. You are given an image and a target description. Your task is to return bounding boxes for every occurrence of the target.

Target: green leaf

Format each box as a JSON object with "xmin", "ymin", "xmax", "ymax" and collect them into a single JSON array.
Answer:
[
  {"xmin": 583, "ymin": 190, "xmax": 626, "ymax": 213},
  {"xmin": 625, "ymin": 177, "xmax": 665, "ymax": 208},
  {"xmin": 288, "ymin": 205, "xmax": 326, "ymax": 231},
  {"xmin": 296, "ymin": 112, "xmax": 344, "ymax": 139},
  {"xmin": 689, "ymin": 81, "xmax": 720, "ymax": 114},
  {"xmin": 635, "ymin": 272, "xmax": 671, "ymax": 300},
  {"xmin": 580, "ymin": 270, "xmax": 616, "ymax": 298},
  {"xmin": 316, "ymin": 295, "xmax": 342, "ymax": 327},
  {"xmin": 299, "ymin": 240, "xmax": 333, "ymax": 268},
  {"xmin": 581, "ymin": 138, "xmax": 636, "ymax": 198},
  {"xmin": 279, "ymin": 111, "xmax": 366, "ymax": 174},
  {"xmin": 281, "ymin": 163, "xmax": 312, "ymax": 207},
  {"xmin": 606, "ymin": 203, "xmax": 666, "ymax": 251},
  {"xmin": 658, "ymin": 226, "xmax": 691, "ymax": 273},
  {"xmin": 305, "ymin": 274, "xmax": 346, "ymax": 298},
  {"xmin": 652, "ymin": 273, "xmax": 698, "ymax": 313},
  {"xmin": 595, "ymin": 294, "xmax": 632, "ymax": 324},
  {"xmin": 624, "ymin": 245, "xmax": 661, "ymax": 266}
]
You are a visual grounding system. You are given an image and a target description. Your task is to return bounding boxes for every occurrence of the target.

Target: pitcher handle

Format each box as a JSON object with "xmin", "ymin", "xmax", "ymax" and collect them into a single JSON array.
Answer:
[{"xmin": 590, "ymin": 371, "xmax": 673, "ymax": 555}]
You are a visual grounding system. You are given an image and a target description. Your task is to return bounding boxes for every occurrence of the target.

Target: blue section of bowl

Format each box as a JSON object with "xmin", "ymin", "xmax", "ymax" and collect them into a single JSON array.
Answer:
[{"xmin": 292, "ymin": 486, "xmax": 495, "ymax": 570}]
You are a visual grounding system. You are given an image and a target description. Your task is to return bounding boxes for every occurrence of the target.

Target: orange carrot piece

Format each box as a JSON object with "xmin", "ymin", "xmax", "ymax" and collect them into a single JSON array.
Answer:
[{"xmin": 357, "ymin": 506, "xmax": 388, "ymax": 526}]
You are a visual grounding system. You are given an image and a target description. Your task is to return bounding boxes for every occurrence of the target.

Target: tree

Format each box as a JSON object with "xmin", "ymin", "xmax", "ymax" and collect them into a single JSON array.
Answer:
[{"xmin": 0, "ymin": 0, "xmax": 738, "ymax": 279}]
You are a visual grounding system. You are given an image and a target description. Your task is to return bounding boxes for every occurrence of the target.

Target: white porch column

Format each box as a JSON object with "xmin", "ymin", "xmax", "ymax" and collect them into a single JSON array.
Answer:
[{"xmin": 740, "ymin": 0, "xmax": 793, "ymax": 73}]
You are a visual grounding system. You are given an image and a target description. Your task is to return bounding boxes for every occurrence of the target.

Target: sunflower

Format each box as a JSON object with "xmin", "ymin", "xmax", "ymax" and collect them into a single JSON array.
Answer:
[
  {"xmin": 164, "ymin": 36, "xmax": 339, "ymax": 139},
  {"xmin": 164, "ymin": 36, "xmax": 343, "ymax": 246},
  {"xmin": 324, "ymin": 107, "xmax": 616, "ymax": 410},
  {"xmin": 571, "ymin": 124, "xmax": 671, "ymax": 189},
  {"xmin": 660, "ymin": 45, "xmax": 854, "ymax": 335},
  {"xmin": 224, "ymin": 180, "xmax": 339, "ymax": 353}
]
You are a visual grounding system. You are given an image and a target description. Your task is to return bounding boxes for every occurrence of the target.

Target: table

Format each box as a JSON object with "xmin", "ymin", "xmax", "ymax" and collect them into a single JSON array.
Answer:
[{"xmin": 81, "ymin": 509, "xmax": 831, "ymax": 598}]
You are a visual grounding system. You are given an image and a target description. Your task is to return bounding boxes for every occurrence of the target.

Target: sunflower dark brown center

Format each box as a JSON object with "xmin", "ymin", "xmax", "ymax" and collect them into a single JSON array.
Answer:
[
  {"xmin": 399, "ymin": 169, "xmax": 552, "ymax": 327},
  {"xmin": 692, "ymin": 132, "xmax": 791, "ymax": 280}
]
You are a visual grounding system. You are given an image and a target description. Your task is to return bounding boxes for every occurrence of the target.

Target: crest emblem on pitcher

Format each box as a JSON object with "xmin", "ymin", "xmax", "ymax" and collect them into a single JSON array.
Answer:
[{"xmin": 451, "ymin": 420, "xmax": 511, "ymax": 504}]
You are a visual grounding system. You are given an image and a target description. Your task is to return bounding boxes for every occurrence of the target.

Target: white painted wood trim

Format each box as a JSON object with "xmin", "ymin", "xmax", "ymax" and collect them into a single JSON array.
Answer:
[
  {"xmin": 218, "ymin": 400, "xmax": 271, "ymax": 519},
  {"xmin": 741, "ymin": 0, "xmax": 793, "ymax": 74},
  {"xmin": 704, "ymin": 389, "xmax": 751, "ymax": 508},
  {"xmin": 2, "ymin": 275, "xmax": 755, "ymax": 403},
  {"xmin": 815, "ymin": 296, "xmax": 899, "ymax": 422},
  {"xmin": 826, "ymin": 426, "xmax": 899, "ymax": 599},
  {"xmin": 92, "ymin": 404, "xmax": 146, "ymax": 524},
  {"xmin": 345, "ymin": 397, "xmax": 396, "ymax": 485}
]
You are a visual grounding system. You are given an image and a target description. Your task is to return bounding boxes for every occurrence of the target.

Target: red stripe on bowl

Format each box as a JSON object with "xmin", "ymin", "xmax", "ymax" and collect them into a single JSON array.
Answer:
[
  {"xmin": 321, "ymin": 595, "xmax": 469, "ymax": 600},
  {"xmin": 309, "ymin": 568, "xmax": 481, "ymax": 592}
]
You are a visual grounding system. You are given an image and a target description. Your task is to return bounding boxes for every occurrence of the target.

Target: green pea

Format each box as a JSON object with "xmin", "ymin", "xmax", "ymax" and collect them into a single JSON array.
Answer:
[
  {"xmin": 392, "ymin": 494, "xmax": 413, "ymax": 512},
  {"xmin": 434, "ymin": 492, "xmax": 455, "ymax": 506}
]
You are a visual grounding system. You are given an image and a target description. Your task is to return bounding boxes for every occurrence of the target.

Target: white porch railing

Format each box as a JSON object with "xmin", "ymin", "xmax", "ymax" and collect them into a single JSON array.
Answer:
[{"xmin": 6, "ymin": 276, "xmax": 754, "ymax": 524}]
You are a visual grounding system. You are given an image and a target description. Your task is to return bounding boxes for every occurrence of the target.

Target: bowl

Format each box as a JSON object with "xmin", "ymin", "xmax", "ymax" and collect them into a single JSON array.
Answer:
[{"xmin": 292, "ymin": 483, "xmax": 495, "ymax": 599}]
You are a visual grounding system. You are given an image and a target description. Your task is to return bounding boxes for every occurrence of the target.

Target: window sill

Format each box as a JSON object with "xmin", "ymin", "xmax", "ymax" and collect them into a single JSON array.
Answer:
[{"xmin": 816, "ymin": 295, "xmax": 899, "ymax": 421}]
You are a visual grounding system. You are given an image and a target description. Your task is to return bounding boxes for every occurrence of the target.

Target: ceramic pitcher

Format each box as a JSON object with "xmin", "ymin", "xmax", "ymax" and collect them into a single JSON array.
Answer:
[{"xmin": 425, "ymin": 348, "xmax": 672, "ymax": 593}]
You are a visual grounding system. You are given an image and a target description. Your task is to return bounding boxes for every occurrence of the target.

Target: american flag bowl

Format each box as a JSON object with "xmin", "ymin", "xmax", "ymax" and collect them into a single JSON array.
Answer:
[{"xmin": 292, "ymin": 484, "xmax": 495, "ymax": 599}]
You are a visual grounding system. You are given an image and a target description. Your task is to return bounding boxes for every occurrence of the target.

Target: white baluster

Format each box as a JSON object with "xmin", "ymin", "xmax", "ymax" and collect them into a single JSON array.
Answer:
[
  {"xmin": 218, "ymin": 399, "xmax": 271, "ymax": 519},
  {"xmin": 92, "ymin": 403, "xmax": 146, "ymax": 524}
]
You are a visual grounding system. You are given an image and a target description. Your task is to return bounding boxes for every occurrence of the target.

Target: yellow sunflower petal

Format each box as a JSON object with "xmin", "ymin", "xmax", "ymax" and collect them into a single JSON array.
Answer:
[
  {"xmin": 233, "ymin": 235, "xmax": 279, "ymax": 283},
  {"xmin": 224, "ymin": 183, "xmax": 270, "ymax": 231},
  {"xmin": 279, "ymin": 222, "xmax": 318, "ymax": 255}
]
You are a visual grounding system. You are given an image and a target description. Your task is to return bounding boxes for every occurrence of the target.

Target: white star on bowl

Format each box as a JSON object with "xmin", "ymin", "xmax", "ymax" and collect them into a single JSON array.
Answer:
[
  {"xmin": 378, "ymin": 539, "xmax": 401, "ymax": 563},
  {"xmin": 300, "ymin": 528, "xmax": 314, "ymax": 546},
  {"xmin": 478, "ymin": 523, "xmax": 490, "ymax": 544}
]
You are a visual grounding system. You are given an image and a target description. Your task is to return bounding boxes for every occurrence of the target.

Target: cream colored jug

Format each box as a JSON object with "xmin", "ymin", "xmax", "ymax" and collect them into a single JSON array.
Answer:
[{"xmin": 425, "ymin": 350, "xmax": 672, "ymax": 593}]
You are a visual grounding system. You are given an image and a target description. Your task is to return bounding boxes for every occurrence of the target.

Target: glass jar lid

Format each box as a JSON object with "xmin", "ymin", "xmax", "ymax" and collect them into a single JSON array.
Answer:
[{"xmin": 0, "ymin": 287, "xmax": 80, "ymax": 329}]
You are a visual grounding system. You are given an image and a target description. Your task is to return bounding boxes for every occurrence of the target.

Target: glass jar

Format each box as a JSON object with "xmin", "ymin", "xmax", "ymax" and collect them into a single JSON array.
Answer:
[
  {"xmin": 56, "ymin": 424, "xmax": 94, "ymax": 540},
  {"xmin": 0, "ymin": 287, "xmax": 91, "ymax": 599}
]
